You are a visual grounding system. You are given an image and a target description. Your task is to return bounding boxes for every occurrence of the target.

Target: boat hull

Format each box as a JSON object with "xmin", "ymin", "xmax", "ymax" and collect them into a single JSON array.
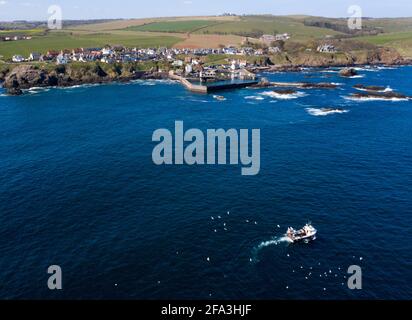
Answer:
[
  {"xmin": 287, "ymin": 230, "xmax": 317, "ymax": 243},
  {"xmin": 291, "ymin": 234, "xmax": 317, "ymax": 243}
]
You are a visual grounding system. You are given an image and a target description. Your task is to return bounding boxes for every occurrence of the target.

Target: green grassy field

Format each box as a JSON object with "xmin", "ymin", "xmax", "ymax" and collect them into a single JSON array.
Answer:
[
  {"xmin": 120, "ymin": 15, "xmax": 345, "ymax": 40},
  {"xmin": 357, "ymin": 31, "xmax": 412, "ymax": 45},
  {"xmin": 203, "ymin": 54, "xmax": 231, "ymax": 66},
  {"xmin": 127, "ymin": 20, "xmax": 222, "ymax": 33},
  {"xmin": 0, "ymin": 31, "xmax": 182, "ymax": 60},
  {"xmin": 0, "ymin": 29, "xmax": 46, "ymax": 36},
  {"xmin": 363, "ymin": 18, "xmax": 412, "ymax": 33},
  {"xmin": 196, "ymin": 16, "xmax": 343, "ymax": 40},
  {"xmin": 357, "ymin": 31, "xmax": 412, "ymax": 57}
]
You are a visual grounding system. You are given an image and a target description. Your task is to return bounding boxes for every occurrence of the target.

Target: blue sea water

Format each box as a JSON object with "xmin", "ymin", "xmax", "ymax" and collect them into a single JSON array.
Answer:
[{"xmin": 0, "ymin": 67, "xmax": 411, "ymax": 300}]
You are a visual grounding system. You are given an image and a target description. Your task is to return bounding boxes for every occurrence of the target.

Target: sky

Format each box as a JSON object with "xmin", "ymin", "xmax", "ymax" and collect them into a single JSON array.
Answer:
[{"xmin": 0, "ymin": 0, "xmax": 412, "ymax": 21}]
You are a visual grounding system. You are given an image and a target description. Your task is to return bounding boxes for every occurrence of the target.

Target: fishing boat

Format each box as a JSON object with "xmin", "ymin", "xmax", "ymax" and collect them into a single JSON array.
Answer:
[{"xmin": 286, "ymin": 224, "xmax": 317, "ymax": 243}]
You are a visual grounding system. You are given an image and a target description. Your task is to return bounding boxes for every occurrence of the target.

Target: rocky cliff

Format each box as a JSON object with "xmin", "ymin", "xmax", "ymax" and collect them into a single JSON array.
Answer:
[
  {"xmin": 2, "ymin": 64, "xmax": 155, "ymax": 95},
  {"xmin": 269, "ymin": 47, "xmax": 405, "ymax": 68}
]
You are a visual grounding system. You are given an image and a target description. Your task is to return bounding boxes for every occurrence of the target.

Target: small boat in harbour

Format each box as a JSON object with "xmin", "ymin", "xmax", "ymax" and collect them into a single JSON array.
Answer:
[{"xmin": 286, "ymin": 224, "xmax": 317, "ymax": 243}]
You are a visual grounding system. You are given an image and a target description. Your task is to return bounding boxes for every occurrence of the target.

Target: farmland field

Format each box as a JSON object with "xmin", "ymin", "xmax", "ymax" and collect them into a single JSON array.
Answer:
[
  {"xmin": 70, "ymin": 16, "xmax": 239, "ymax": 32},
  {"xmin": 357, "ymin": 31, "xmax": 412, "ymax": 58},
  {"xmin": 173, "ymin": 34, "xmax": 244, "ymax": 49},
  {"xmin": 127, "ymin": 20, "xmax": 223, "ymax": 33},
  {"xmin": 363, "ymin": 18, "xmax": 412, "ymax": 33},
  {"xmin": 0, "ymin": 29, "xmax": 46, "ymax": 36},
  {"xmin": 196, "ymin": 16, "xmax": 344, "ymax": 40}
]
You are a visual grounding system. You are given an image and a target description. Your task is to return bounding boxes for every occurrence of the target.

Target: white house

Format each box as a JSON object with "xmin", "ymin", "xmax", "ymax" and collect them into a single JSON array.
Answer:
[
  {"xmin": 276, "ymin": 33, "xmax": 290, "ymax": 41},
  {"xmin": 56, "ymin": 54, "xmax": 68, "ymax": 65},
  {"xmin": 78, "ymin": 54, "xmax": 87, "ymax": 62},
  {"xmin": 239, "ymin": 60, "xmax": 248, "ymax": 68},
  {"xmin": 101, "ymin": 48, "xmax": 113, "ymax": 56},
  {"xmin": 12, "ymin": 55, "xmax": 25, "ymax": 63},
  {"xmin": 172, "ymin": 60, "xmax": 184, "ymax": 67},
  {"xmin": 268, "ymin": 46, "xmax": 281, "ymax": 54},
  {"xmin": 223, "ymin": 47, "xmax": 237, "ymax": 55},
  {"xmin": 317, "ymin": 44, "xmax": 337, "ymax": 53},
  {"xmin": 185, "ymin": 64, "xmax": 193, "ymax": 74},
  {"xmin": 200, "ymin": 70, "xmax": 216, "ymax": 79},
  {"xmin": 146, "ymin": 49, "xmax": 156, "ymax": 56},
  {"xmin": 231, "ymin": 60, "xmax": 239, "ymax": 71},
  {"xmin": 260, "ymin": 33, "xmax": 290, "ymax": 43}
]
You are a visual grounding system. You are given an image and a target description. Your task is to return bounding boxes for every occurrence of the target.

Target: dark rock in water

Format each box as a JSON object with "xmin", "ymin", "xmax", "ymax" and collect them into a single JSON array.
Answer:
[
  {"xmin": 255, "ymin": 77, "xmax": 271, "ymax": 87},
  {"xmin": 253, "ymin": 80, "xmax": 338, "ymax": 89},
  {"xmin": 273, "ymin": 89, "xmax": 297, "ymax": 95},
  {"xmin": 350, "ymin": 91, "xmax": 409, "ymax": 100},
  {"xmin": 7, "ymin": 87, "xmax": 23, "ymax": 95},
  {"xmin": 339, "ymin": 68, "xmax": 358, "ymax": 77},
  {"xmin": 299, "ymin": 82, "xmax": 338, "ymax": 89},
  {"xmin": 353, "ymin": 84, "xmax": 386, "ymax": 92},
  {"xmin": 142, "ymin": 71, "xmax": 168, "ymax": 80}
]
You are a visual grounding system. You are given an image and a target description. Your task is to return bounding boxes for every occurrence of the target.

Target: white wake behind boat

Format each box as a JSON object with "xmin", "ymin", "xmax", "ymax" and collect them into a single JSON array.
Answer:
[{"xmin": 286, "ymin": 224, "xmax": 317, "ymax": 243}]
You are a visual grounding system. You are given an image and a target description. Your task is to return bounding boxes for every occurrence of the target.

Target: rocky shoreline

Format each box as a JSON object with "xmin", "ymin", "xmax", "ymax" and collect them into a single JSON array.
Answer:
[
  {"xmin": 0, "ymin": 64, "xmax": 169, "ymax": 95},
  {"xmin": 1, "ymin": 59, "xmax": 411, "ymax": 96}
]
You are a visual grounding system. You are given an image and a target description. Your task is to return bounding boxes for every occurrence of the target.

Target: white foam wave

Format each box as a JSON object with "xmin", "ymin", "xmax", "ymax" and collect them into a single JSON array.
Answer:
[
  {"xmin": 57, "ymin": 83, "xmax": 102, "ymax": 90},
  {"xmin": 320, "ymin": 70, "xmax": 339, "ymax": 73},
  {"xmin": 376, "ymin": 66, "xmax": 397, "ymax": 70},
  {"xmin": 24, "ymin": 87, "xmax": 51, "ymax": 95},
  {"xmin": 353, "ymin": 67, "xmax": 378, "ymax": 72},
  {"xmin": 306, "ymin": 108, "xmax": 349, "ymax": 116},
  {"xmin": 345, "ymin": 96, "xmax": 409, "ymax": 102},
  {"xmin": 188, "ymin": 98, "xmax": 210, "ymax": 103},
  {"xmin": 245, "ymin": 95, "xmax": 264, "ymax": 100},
  {"xmin": 354, "ymin": 86, "xmax": 393, "ymax": 93},
  {"xmin": 260, "ymin": 91, "xmax": 306, "ymax": 100}
]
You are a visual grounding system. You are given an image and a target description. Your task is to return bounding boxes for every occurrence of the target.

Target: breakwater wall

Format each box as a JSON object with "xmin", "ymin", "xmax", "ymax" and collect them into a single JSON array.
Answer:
[{"xmin": 169, "ymin": 72, "xmax": 258, "ymax": 94}]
